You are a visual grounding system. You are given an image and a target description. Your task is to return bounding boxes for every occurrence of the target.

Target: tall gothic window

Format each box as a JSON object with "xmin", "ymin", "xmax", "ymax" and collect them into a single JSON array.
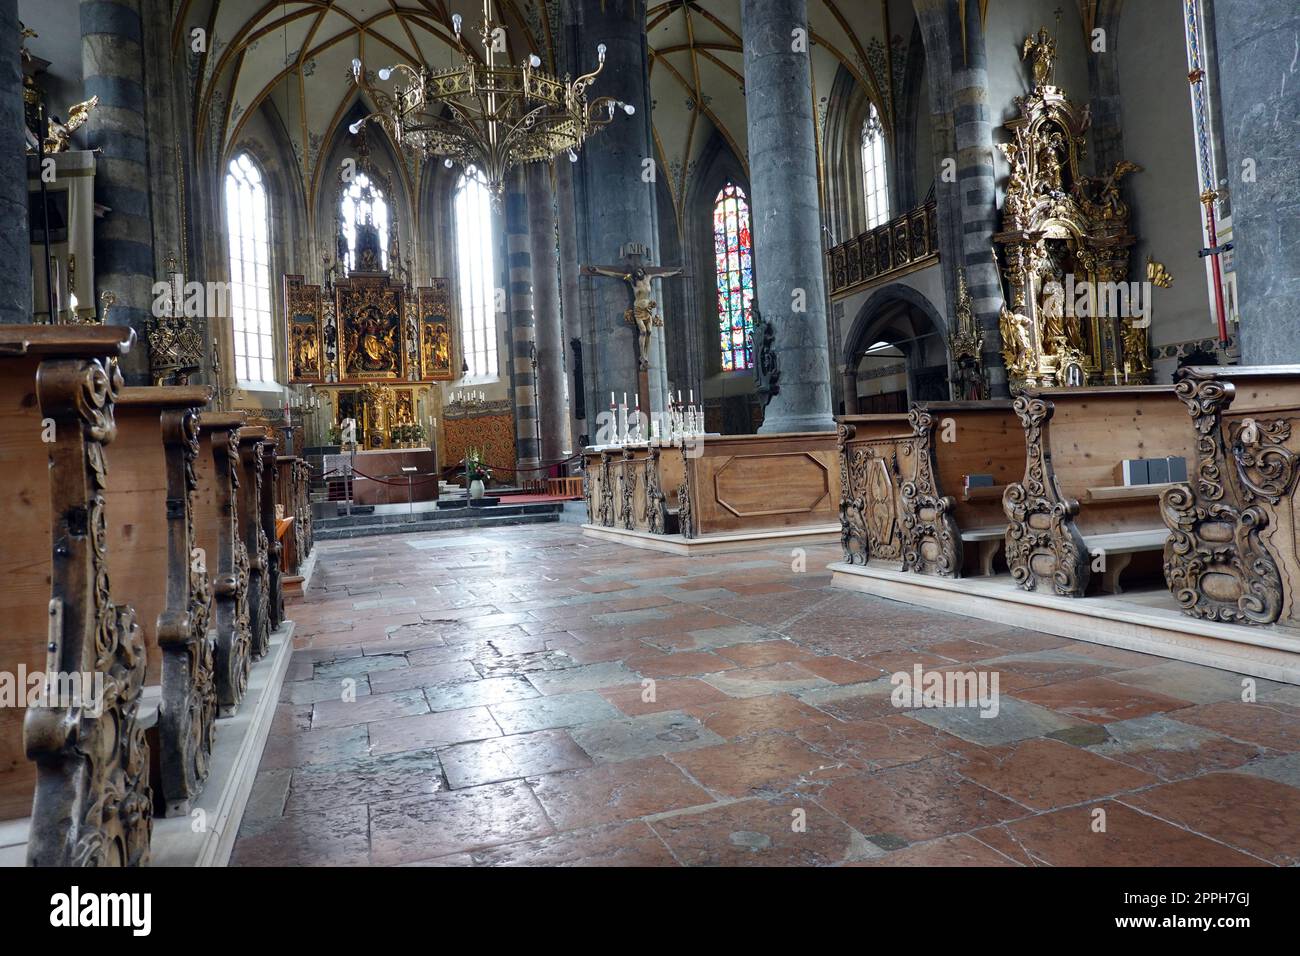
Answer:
[
  {"xmin": 862, "ymin": 102, "xmax": 890, "ymax": 229},
  {"xmin": 225, "ymin": 152, "xmax": 275, "ymax": 383},
  {"xmin": 713, "ymin": 182, "xmax": 754, "ymax": 371},
  {"xmin": 340, "ymin": 171, "xmax": 390, "ymax": 272},
  {"xmin": 454, "ymin": 168, "xmax": 497, "ymax": 379}
]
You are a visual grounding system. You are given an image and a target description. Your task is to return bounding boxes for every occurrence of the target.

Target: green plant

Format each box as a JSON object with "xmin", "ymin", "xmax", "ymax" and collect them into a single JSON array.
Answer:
[{"xmin": 465, "ymin": 447, "xmax": 492, "ymax": 483}]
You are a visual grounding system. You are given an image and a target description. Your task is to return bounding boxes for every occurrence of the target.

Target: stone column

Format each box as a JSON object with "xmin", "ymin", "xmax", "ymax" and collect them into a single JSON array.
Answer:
[
  {"xmin": 740, "ymin": 0, "xmax": 836, "ymax": 433},
  {"xmin": 573, "ymin": 0, "xmax": 659, "ymax": 420},
  {"xmin": 946, "ymin": 0, "xmax": 1005, "ymax": 396},
  {"xmin": 527, "ymin": 162, "xmax": 568, "ymax": 464},
  {"xmin": 81, "ymin": 0, "xmax": 155, "ymax": 382},
  {"xmin": 841, "ymin": 366, "xmax": 859, "ymax": 414},
  {"xmin": 504, "ymin": 171, "xmax": 540, "ymax": 475},
  {"xmin": 555, "ymin": 159, "xmax": 587, "ymax": 447},
  {"xmin": 1213, "ymin": 0, "xmax": 1300, "ymax": 364},
  {"xmin": 0, "ymin": 0, "xmax": 31, "ymax": 324}
]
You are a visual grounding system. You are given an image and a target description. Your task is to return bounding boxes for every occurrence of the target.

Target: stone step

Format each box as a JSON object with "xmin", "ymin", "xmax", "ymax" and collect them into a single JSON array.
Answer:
[
  {"xmin": 314, "ymin": 511, "xmax": 560, "ymax": 540},
  {"xmin": 314, "ymin": 501, "xmax": 561, "ymax": 530}
]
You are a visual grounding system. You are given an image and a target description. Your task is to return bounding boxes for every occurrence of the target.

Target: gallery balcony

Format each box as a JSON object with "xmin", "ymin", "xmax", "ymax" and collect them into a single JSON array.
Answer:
[{"xmin": 827, "ymin": 200, "xmax": 939, "ymax": 298}]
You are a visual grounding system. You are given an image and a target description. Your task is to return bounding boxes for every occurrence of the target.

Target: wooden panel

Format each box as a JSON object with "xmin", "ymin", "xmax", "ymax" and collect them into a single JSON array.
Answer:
[
  {"xmin": 0, "ymin": 356, "xmax": 49, "ymax": 821},
  {"xmin": 838, "ymin": 415, "xmax": 916, "ymax": 565},
  {"xmin": 105, "ymin": 405, "xmax": 169, "ymax": 686}
]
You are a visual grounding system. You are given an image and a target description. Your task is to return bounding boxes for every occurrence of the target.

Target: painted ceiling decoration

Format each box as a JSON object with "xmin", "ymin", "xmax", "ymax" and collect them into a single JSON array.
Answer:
[{"xmin": 178, "ymin": 0, "xmax": 903, "ymax": 224}]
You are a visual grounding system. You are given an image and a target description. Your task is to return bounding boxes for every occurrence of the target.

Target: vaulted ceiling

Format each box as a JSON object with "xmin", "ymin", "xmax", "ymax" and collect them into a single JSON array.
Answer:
[{"xmin": 178, "ymin": 1, "xmax": 907, "ymax": 219}]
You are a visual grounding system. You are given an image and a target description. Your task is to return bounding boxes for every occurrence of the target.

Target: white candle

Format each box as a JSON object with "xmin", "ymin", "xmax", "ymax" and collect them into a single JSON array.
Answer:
[
  {"xmin": 634, "ymin": 393, "xmax": 640, "ymax": 408},
  {"xmin": 689, "ymin": 389, "xmax": 693, "ymax": 404},
  {"xmin": 610, "ymin": 391, "xmax": 615, "ymax": 406}
]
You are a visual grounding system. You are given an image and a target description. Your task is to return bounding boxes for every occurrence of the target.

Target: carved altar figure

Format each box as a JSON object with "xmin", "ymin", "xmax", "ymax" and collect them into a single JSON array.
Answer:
[
  {"xmin": 999, "ymin": 305, "xmax": 1035, "ymax": 376},
  {"xmin": 1021, "ymin": 26, "xmax": 1057, "ymax": 87}
]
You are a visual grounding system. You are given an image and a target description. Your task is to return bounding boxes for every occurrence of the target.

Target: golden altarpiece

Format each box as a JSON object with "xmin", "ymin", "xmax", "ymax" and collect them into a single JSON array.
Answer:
[
  {"xmin": 283, "ymin": 140, "xmax": 453, "ymax": 451},
  {"xmin": 993, "ymin": 28, "xmax": 1150, "ymax": 389}
]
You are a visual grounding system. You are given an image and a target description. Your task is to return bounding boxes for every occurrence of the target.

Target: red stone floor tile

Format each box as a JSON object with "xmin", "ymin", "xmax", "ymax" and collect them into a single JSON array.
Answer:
[
  {"xmin": 795, "ymin": 714, "xmax": 982, "ymax": 771},
  {"xmin": 650, "ymin": 797, "xmax": 875, "ymax": 866},
  {"xmin": 856, "ymin": 833, "xmax": 1019, "ymax": 866},
  {"xmin": 713, "ymin": 641, "xmax": 820, "ymax": 667},
  {"xmin": 973, "ymin": 801, "xmax": 1267, "ymax": 866},
  {"xmin": 1014, "ymin": 677, "xmax": 1194, "ymax": 724},
  {"xmin": 1120, "ymin": 772, "xmax": 1300, "ymax": 865},
  {"xmin": 526, "ymin": 756, "xmax": 713, "ymax": 830},
  {"xmin": 687, "ymin": 694, "xmax": 838, "ymax": 739},
  {"xmin": 414, "ymin": 821, "xmax": 680, "ymax": 867},
  {"xmin": 628, "ymin": 649, "xmax": 735, "ymax": 678},
  {"xmin": 955, "ymin": 738, "xmax": 1159, "ymax": 811},
  {"xmin": 599, "ymin": 678, "xmax": 731, "ymax": 716},
  {"xmin": 1172, "ymin": 701, "xmax": 1300, "ymax": 752},
  {"xmin": 669, "ymin": 734, "xmax": 837, "ymax": 798}
]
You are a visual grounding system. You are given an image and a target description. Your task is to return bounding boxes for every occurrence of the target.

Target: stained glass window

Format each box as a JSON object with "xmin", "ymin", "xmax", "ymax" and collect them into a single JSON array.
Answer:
[
  {"xmin": 340, "ymin": 172, "xmax": 390, "ymax": 272},
  {"xmin": 862, "ymin": 102, "xmax": 890, "ymax": 229},
  {"xmin": 225, "ymin": 152, "xmax": 275, "ymax": 384},
  {"xmin": 454, "ymin": 169, "xmax": 498, "ymax": 380},
  {"xmin": 713, "ymin": 183, "xmax": 754, "ymax": 371}
]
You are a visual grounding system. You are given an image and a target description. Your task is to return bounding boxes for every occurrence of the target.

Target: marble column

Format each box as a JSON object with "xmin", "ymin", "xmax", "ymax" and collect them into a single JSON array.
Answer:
[
  {"xmin": 947, "ymin": 0, "xmax": 1005, "ymax": 396},
  {"xmin": 527, "ymin": 162, "xmax": 569, "ymax": 463},
  {"xmin": 573, "ymin": 0, "xmax": 660, "ymax": 421},
  {"xmin": 740, "ymin": 0, "xmax": 836, "ymax": 433},
  {"xmin": 81, "ymin": 0, "xmax": 155, "ymax": 382},
  {"xmin": 554, "ymin": 159, "xmax": 587, "ymax": 447},
  {"xmin": 0, "ymin": 0, "xmax": 31, "ymax": 324},
  {"xmin": 1213, "ymin": 0, "xmax": 1300, "ymax": 364},
  {"xmin": 504, "ymin": 171, "xmax": 540, "ymax": 474}
]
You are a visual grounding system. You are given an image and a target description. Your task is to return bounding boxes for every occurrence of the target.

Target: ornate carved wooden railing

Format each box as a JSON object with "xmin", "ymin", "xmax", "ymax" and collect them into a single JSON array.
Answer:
[
  {"xmin": 828, "ymin": 200, "xmax": 939, "ymax": 297},
  {"xmin": 1003, "ymin": 394, "xmax": 1089, "ymax": 595},
  {"xmin": 1161, "ymin": 367, "xmax": 1294, "ymax": 626},
  {"xmin": 296, "ymin": 458, "xmax": 314, "ymax": 558},
  {"xmin": 260, "ymin": 439, "xmax": 284, "ymax": 630},
  {"xmin": 238, "ymin": 428, "xmax": 272, "ymax": 661},
  {"xmin": 196, "ymin": 414, "xmax": 251, "ymax": 716},
  {"xmin": 0, "ymin": 325, "xmax": 153, "ymax": 866},
  {"xmin": 900, "ymin": 406, "xmax": 962, "ymax": 576}
]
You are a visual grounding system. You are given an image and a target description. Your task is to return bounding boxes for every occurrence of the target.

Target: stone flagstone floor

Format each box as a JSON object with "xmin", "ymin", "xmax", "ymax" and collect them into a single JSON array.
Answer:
[{"xmin": 232, "ymin": 524, "xmax": 1300, "ymax": 866}]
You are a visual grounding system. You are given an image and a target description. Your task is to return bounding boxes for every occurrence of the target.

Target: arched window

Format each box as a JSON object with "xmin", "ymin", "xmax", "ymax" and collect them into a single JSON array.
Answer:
[
  {"xmin": 713, "ymin": 183, "xmax": 754, "ymax": 371},
  {"xmin": 340, "ymin": 171, "xmax": 390, "ymax": 272},
  {"xmin": 862, "ymin": 102, "xmax": 890, "ymax": 229},
  {"xmin": 225, "ymin": 152, "xmax": 275, "ymax": 383},
  {"xmin": 454, "ymin": 168, "xmax": 497, "ymax": 379}
]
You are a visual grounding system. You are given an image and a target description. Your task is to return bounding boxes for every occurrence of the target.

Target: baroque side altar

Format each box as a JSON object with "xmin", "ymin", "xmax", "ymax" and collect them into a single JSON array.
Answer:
[{"xmin": 993, "ymin": 27, "xmax": 1151, "ymax": 389}]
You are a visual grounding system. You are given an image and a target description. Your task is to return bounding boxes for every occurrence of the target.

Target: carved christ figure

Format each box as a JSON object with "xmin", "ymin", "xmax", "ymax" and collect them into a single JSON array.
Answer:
[{"xmin": 581, "ymin": 264, "xmax": 683, "ymax": 369}]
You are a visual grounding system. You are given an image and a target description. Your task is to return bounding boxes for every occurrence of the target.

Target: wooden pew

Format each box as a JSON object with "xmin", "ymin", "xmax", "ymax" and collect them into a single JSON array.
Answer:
[
  {"xmin": 904, "ymin": 401, "xmax": 1026, "ymax": 577},
  {"xmin": 104, "ymin": 386, "xmax": 216, "ymax": 816},
  {"xmin": 1161, "ymin": 365, "xmax": 1300, "ymax": 627},
  {"xmin": 194, "ymin": 413, "xmax": 251, "ymax": 716},
  {"xmin": 297, "ymin": 458, "xmax": 314, "ymax": 559},
  {"xmin": 260, "ymin": 438, "xmax": 284, "ymax": 631},
  {"xmin": 1005, "ymin": 386, "xmax": 1195, "ymax": 596},
  {"xmin": 837, "ymin": 414, "xmax": 917, "ymax": 565},
  {"xmin": 276, "ymin": 456, "xmax": 302, "ymax": 577},
  {"xmin": 0, "ymin": 325, "xmax": 152, "ymax": 866},
  {"xmin": 236, "ymin": 427, "xmax": 272, "ymax": 661}
]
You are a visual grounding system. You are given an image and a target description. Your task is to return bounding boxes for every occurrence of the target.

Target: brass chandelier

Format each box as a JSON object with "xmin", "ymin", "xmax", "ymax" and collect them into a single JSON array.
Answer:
[{"xmin": 349, "ymin": 0, "xmax": 633, "ymax": 201}]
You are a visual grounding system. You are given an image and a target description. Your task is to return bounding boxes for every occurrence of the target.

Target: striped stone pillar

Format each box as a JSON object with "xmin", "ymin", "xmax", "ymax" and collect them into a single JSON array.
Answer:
[
  {"xmin": 0, "ymin": 0, "xmax": 31, "ymax": 323},
  {"xmin": 947, "ymin": 0, "xmax": 1006, "ymax": 395},
  {"xmin": 527, "ymin": 163, "xmax": 568, "ymax": 464},
  {"xmin": 81, "ymin": 0, "xmax": 155, "ymax": 382},
  {"xmin": 554, "ymin": 159, "xmax": 587, "ymax": 447},
  {"xmin": 504, "ymin": 171, "xmax": 540, "ymax": 476}
]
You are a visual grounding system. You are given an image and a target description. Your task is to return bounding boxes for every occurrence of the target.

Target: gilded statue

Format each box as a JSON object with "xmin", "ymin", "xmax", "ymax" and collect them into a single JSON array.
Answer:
[
  {"xmin": 1122, "ymin": 318, "xmax": 1152, "ymax": 376},
  {"xmin": 999, "ymin": 305, "xmax": 1035, "ymax": 376},
  {"xmin": 1021, "ymin": 26, "xmax": 1057, "ymax": 88}
]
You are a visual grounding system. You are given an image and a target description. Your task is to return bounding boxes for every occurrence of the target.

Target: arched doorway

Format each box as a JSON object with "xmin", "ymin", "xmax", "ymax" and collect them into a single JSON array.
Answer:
[{"xmin": 842, "ymin": 284, "xmax": 949, "ymax": 414}]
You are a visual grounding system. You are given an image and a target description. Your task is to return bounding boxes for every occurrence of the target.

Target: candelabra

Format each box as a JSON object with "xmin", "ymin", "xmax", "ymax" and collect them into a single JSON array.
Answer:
[{"xmin": 447, "ymin": 388, "xmax": 488, "ymax": 413}]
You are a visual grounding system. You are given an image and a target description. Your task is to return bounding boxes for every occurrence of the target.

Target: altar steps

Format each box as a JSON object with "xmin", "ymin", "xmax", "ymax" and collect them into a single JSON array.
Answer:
[{"xmin": 312, "ymin": 501, "xmax": 562, "ymax": 540}]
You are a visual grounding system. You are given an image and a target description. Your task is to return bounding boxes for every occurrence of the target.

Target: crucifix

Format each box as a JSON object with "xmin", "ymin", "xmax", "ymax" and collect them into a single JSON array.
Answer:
[{"xmin": 582, "ymin": 243, "xmax": 687, "ymax": 419}]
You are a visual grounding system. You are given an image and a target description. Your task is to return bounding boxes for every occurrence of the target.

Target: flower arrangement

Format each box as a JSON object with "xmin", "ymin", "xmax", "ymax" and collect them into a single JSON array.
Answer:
[{"xmin": 465, "ymin": 447, "xmax": 492, "ymax": 484}]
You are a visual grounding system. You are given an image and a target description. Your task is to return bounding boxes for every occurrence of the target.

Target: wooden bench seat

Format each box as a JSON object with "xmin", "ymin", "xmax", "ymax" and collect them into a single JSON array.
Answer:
[
  {"xmin": 1005, "ymin": 386, "xmax": 1194, "ymax": 597},
  {"xmin": 0, "ymin": 325, "xmax": 152, "ymax": 865},
  {"xmin": 902, "ymin": 401, "xmax": 1026, "ymax": 577},
  {"xmin": 104, "ymin": 385, "xmax": 216, "ymax": 816},
  {"xmin": 1161, "ymin": 365, "xmax": 1300, "ymax": 627}
]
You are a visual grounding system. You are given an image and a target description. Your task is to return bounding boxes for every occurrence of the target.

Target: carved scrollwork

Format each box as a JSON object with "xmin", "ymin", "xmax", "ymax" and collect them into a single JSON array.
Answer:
[
  {"xmin": 645, "ymin": 448, "xmax": 666, "ymax": 535},
  {"xmin": 901, "ymin": 408, "xmax": 962, "ymax": 576},
  {"xmin": 837, "ymin": 423, "xmax": 868, "ymax": 564},
  {"xmin": 1160, "ymin": 371, "xmax": 1285, "ymax": 626},
  {"xmin": 677, "ymin": 442, "xmax": 695, "ymax": 540},
  {"xmin": 598, "ymin": 452, "xmax": 615, "ymax": 527},
  {"xmin": 243, "ymin": 441, "xmax": 271, "ymax": 660},
  {"xmin": 212, "ymin": 428, "xmax": 252, "ymax": 715},
  {"xmin": 582, "ymin": 468, "xmax": 594, "ymax": 524},
  {"xmin": 619, "ymin": 449, "xmax": 637, "ymax": 531},
  {"xmin": 1230, "ymin": 418, "xmax": 1298, "ymax": 505},
  {"xmin": 1003, "ymin": 395, "xmax": 1089, "ymax": 595},
  {"xmin": 26, "ymin": 355, "xmax": 153, "ymax": 866}
]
